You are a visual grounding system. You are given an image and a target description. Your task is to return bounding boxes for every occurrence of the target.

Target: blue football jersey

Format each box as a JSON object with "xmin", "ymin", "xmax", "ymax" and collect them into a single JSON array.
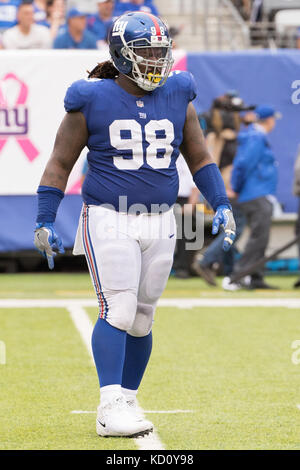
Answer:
[{"xmin": 64, "ymin": 71, "xmax": 197, "ymax": 212}]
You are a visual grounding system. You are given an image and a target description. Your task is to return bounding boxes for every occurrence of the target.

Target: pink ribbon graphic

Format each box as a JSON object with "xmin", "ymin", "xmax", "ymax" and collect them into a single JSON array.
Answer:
[{"xmin": 0, "ymin": 73, "xmax": 39, "ymax": 162}]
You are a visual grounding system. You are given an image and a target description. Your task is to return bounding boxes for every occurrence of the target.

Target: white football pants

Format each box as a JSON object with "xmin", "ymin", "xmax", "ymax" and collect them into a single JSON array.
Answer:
[{"xmin": 73, "ymin": 204, "xmax": 176, "ymax": 336}]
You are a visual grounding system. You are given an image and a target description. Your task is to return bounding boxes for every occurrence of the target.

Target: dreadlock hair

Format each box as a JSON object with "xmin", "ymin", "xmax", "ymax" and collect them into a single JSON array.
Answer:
[{"xmin": 88, "ymin": 61, "xmax": 119, "ymax": 79}]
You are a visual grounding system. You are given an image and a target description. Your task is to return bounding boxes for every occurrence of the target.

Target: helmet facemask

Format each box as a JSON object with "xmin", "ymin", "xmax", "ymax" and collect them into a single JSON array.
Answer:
[{"xmin": 121, "ymin": 37, "xmax": 174, "ymax": 92}]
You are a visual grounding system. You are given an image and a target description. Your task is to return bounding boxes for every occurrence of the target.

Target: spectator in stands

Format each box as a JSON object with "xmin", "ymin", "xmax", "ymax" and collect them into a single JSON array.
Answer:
[
  {"xmin": 87, "ymin": 0, "xmax": 115, "ymax": 49},
  {"xmin": 223, "ymin": 105, "xmax": 281, "ymax": 290},
  {"xmin": 114, "ymin": 0, "xmax": 159, "ymax": 17},
  {"xmin": 293, "ymin": 146, "xmax": 300, "ymax": 288},
  {"xmin": 250, "ymin": 0, "xmax": 263, "ymax": 23},
  {"xmin": 1, "ymin": 1, "xmax": 52, "ymax": 48},
  {"xmin": 0, "ymin": 0, "xmax": 21, "ymax": 33},
  {"xmin": 297, "ymin": 27, "xmax": 300, "ymax": 49},
  {"xmin": 248, "ymin": 0, "xmax": 265, "ymax": 46},
  {"xmin": 32, "ymin": 0, "xmax": 47, "ymax": 25},
  {"xmin": 53, "ymin": 7, "xmax": 97, "ymax": 49},
  {"xmin": 45, "ymin": 0, "xmax": 66, "ymax": 39},
  {"xmin": 173, "ymin": 154, "xmax": 200, "ymax": 279},
  {"xmin": 169, "ymin": 25, "xmax": 183, "ymax": 49},
  {"xmin": 231, "ymin": 0, "xmax": 252, "ymax": 21}
]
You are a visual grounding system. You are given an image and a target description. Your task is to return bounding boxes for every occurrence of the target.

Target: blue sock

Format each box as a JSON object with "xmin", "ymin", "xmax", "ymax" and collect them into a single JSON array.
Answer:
[
  {"xmin": 121, "ymin": 332, "xmax": 153, "ymax": 391},
  {"xmin": 91, "ymin": 318, "xmax": 127, "ymax": 387}
]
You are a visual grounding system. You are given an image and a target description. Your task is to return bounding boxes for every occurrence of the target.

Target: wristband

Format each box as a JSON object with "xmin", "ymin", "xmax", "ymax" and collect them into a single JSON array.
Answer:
[
  {"xmin": 36, "ymin": 185, "xmax": 64, "ymax": 223},
  {"xmin": 193, "ymin": 163, "xmax": 231, "ymax": 212}
]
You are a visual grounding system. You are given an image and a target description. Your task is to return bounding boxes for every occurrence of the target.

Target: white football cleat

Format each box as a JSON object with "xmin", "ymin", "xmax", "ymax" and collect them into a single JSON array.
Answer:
[
  {"xmin": 222, "ymin": 275, "xmax": 252, "ymax": 291},
  {"xmin": 96, "ymin": 395, "xmax": 153, "ymax": 438},
  {"xmin": 126, "ymin": 397, "xmax": 153, "ymax": 425},
  {"xmin": 222, "ymin": 276, "xmax": 241, "ymax": 291}
]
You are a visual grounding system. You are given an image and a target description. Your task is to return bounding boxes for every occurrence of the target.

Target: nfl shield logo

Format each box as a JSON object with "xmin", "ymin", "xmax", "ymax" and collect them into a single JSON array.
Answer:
[{"xmin": 136, "ymin": 100, "xmax": 144, "ymax": 108}]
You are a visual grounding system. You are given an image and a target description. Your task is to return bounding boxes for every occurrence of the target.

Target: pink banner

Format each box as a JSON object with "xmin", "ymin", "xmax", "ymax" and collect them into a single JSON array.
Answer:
[{"xmin": 0, "ymin": 73, "xmax": 39, "ymax": 162}]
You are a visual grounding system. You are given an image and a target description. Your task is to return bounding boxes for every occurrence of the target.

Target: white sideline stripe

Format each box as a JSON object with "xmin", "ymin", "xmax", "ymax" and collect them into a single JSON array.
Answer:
[
  {"xmin": 1, "ymin": 298, "xmax": 300, "ymax": 308},
  {"xmin": 144, "ymin": 410, "xmax": 194, "ymax": 414},
  {"xmin": 71, "ymin": 410, "xmax": 97, "ymax": 414},
  {"xmin": 159, "ymin": 298, "xmax": 300, "ymax": 308},
  {"xmin": 67, "ymin": 304, "xmax": 165, "ymax": 451},
  {"xmin": 71, "ymin": 409, "xmax": 194, "ymax": 414},
  {"xmin": 66, "ymin": 305, "xmax": 94, "ymax": 363}
]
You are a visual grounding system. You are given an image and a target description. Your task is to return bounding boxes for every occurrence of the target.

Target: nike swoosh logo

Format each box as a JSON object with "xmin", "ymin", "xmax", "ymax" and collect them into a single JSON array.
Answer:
[
  {"xmin": 169, "ymin": 234, "xmax": 175, "ymax": 238},
  {"xmin": 97, "ymin": 419, "xmax": 106, "ymax": 428}
]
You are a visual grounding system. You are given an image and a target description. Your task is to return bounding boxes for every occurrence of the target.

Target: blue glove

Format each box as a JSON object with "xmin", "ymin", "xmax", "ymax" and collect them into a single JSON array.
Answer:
[
  {"xmin": 34, "ymin": 223, "xmax": 65, "ymax": 270},
  {"xmin": 212, "ymin": 205, "xmax": 236, "ymax": 251}
]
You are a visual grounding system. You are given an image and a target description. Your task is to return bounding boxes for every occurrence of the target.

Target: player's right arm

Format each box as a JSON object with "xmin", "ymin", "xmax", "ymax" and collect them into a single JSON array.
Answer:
[
  {"xmin": 34, "ymin": 111, "xmax": 88, "ymax": 269},
  {"xmin": 40, "ymin": 111, "xmax": 88, "ymax": 191},
  {"xmin": 41, "ymin": 77, "xmax": 95, "ymax": 189}
]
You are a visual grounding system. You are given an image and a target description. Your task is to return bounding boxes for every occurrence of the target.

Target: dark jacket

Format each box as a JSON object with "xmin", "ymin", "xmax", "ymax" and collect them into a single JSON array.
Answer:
[{"xmin": 293, "ymin": 146, "xmax": 300, "ymax": 197}]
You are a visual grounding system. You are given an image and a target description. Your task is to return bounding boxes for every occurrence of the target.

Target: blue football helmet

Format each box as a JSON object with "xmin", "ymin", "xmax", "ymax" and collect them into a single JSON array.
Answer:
[{"xmin": 108, "ymin": 11, "xmax": 174, "ymax": 92}]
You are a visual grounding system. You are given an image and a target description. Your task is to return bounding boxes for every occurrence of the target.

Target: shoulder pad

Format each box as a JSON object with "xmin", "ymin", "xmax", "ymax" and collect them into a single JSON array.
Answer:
[
  {"xmin": 167, "ymin": 70, "xmax": 197, "ymax": 101},
  {"xmin": 64, "ymin": 78, "xmax": 100, "ymax": 113}
]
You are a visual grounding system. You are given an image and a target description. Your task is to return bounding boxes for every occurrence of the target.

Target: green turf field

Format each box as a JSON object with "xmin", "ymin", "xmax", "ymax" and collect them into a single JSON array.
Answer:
[{"xmin": 0, "ymin": 273, "xmax": 300, "ymax": 450}]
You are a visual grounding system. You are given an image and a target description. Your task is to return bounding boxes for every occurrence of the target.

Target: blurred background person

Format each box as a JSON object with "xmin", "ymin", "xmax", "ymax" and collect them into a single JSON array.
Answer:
[
  {"xmin": 173, "ymin": 154, "xmax": 200, "ymax": 279},
  {"xmin": 293, "ymin": 145, "xmax": 300, "ymax": 288},
  {"xmin": 32, "ymin": 0, "xmax": 47, "ymax": 24},
  {"xmin": 53, "ymin": 7, "xmax": 97, "ymax": 49},
  {"xmin": 168, "ymin": 24, "xmax": 183, "ymax": 49},
  {"xmin": 0, "ymin": 0, "xmax": 21, "ymax": 33},
  {"xmin": 223, "ymin": 105, "xmax": 281, "ymax": 291},
  {"xmin": 44, "ymin": 0, "xmax": 66, "ymax": 39},
  {"xmin": 114, "ymin": 0, "xmax": 159, "ymax": 17},
  {"xmin": 1, "ymin": 1, "xmax": 52, "ymax": 48},
  {"xmin": 231, "ymin": 0, "xmax": 252, "ymax": 20},
  {"xmin": 250, "ymin": 0, "xmax": 263, "ymax": 24},
  {"xmin": 87, "ymin": 0, "xmax": 115, "ymax": 49},
  {"xmin": 31, "ymin": 0, "xmax": 66, "ymax": 39},
  {"xmin": 192, "ymin": 92, "xmax": 255, "ymax": 285}
]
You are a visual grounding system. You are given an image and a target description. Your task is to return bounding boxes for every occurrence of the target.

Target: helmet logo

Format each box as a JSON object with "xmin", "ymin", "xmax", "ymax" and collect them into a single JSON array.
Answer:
[
  {"xmin": 112, "ymin": 20, "xmax": 128, "ymax": 36},
  {"xmin": 109, "ymin": 12, "xmax": 174, "ymax": 91}
]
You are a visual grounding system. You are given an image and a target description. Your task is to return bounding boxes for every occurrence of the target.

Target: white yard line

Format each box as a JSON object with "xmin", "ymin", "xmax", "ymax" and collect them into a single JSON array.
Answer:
[
  {"xmin": 71, "ymin": 409, "xmax": 194, "ymax": 414},
  {"xmin": 2, "ymin": 297, "xmax": 299, "ymax": 448},
  {"xmin": 0, "ymin": 299, "xmax": 99, "ymax": 308},
  {"xmin": 1, "ymin": 298, "xmax": 300, "ymax": 309},
  {"xmin": 143, "ymin": 410, "xmax": 194, "ymax": 414},
  {"xmin": 66, "ymin": 305, "xmax": 94, "ymax": 362},
  {"xmin": 158, "ymin": 298, "xmax": 300, "ymax": 309},
  {"xmin": 66, "ymin": 304, "xmax": 165, "ymax": 451}
]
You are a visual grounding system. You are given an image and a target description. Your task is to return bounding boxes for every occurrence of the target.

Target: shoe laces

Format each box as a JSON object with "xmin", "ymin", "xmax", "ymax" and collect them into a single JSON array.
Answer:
[
  {"xmin": 126, "ymin": 398, "xmax": 137, "ymax": 409},
  {"xmin": 102, "ymin": 395, "xmax": 128, "ymax": 414}
]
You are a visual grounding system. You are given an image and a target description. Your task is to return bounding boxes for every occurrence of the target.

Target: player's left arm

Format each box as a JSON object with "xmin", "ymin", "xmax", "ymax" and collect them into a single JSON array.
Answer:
[
  {"xmin": 180, "ymin": 102, "xmax": 236, "ymax": 250},
  {"xmin": 180, "ymin": 102, "xmax": 214, "ymax": 174}
]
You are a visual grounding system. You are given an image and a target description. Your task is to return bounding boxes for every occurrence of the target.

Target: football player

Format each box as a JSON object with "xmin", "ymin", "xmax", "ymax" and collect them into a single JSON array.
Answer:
[{"xmin": 34, "ymin": 11, "xmax": 236, "ymax": 438}]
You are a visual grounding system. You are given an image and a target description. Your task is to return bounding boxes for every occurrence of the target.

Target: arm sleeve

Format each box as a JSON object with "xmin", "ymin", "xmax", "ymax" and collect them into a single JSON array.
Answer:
[{"xmin": 193, "ymin": 163, "xmax": 231, "ymax": 211}]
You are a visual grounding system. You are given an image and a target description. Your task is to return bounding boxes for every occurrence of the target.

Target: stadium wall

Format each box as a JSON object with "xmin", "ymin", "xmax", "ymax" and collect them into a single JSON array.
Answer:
[{"xmin": 0, "ymin": 49, "xmax": 299, "ymax": 252}]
